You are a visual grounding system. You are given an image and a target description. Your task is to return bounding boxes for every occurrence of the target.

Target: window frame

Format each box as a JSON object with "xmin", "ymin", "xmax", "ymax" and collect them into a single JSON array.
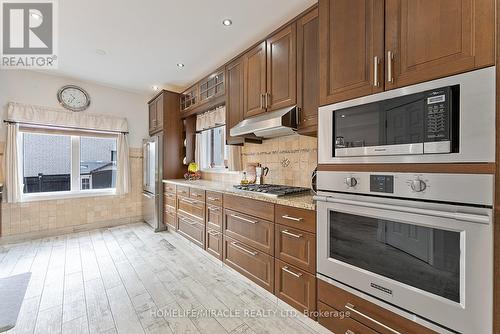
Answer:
[
  {"xmin": 199, "ymin": 125, "xmax": 228, "ymax": 172},
  {"xmin": 20, "ymin": 130, "xmax": 117, "ymax": 202}
]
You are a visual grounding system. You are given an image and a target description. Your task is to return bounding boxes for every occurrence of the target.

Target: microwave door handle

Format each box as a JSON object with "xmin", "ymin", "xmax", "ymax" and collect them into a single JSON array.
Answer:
[{"xmin": 317, "ymin": 196, "xmax": 490, "ymax": 224}]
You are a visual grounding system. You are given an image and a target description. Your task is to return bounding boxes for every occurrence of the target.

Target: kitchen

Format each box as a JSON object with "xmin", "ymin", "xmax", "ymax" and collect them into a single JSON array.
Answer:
[{"xmin": 0, "ymin": 0, "xmax": 498, "ymax": 334}]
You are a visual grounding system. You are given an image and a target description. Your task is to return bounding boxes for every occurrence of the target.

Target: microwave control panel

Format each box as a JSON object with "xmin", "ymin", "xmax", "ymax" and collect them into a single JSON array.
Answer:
[{"xmin": 424, "ymin": 87, "xmax": 452, "ymax": 142}]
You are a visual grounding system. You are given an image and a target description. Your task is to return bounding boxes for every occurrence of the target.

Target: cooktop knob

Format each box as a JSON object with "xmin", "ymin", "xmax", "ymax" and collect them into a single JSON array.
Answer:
[
  {"xmin": 345, "ymin": 177, "xmax": 357, "ymax": 188},
  {"xmin": 410, "ymin": 179, "xmax": 427, "ymax": 192}
]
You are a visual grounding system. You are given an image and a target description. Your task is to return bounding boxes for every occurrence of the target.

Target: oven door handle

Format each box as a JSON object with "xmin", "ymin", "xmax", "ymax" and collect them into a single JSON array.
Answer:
[{"xmin": 314, "ymin": 196, "xmax": 490, "ymax": 224}]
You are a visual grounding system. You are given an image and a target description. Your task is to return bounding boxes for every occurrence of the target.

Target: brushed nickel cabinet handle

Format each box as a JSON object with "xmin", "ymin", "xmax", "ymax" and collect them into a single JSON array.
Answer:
[
  {"xmin": 281, "ymin": 215, "xmax": 303, "ymax": 222},
  {"xmin": 282, "ymin": 266, "xmax": 302, "ymax": 278},
  {"xmin": 373, "ymin": 56, "xmax": 380, "ymax": 87},
  {"xmin": 231, "ymin": 242, "xmax": 258, "ymax": 256},
  {"xmin": 209, "ymin": 206, "xmax": 220, "ymax": 212},
  {"xmin": 265, "ymin": 92, "xmax": 270, "ymax": 109},
  {"xmin": 207, "ymin": 197, "xmax": 220, "ymax": 202},
  {"xmin": 387, "ymin": 51, "xmax": 394, "ymax": 83},
  {"xmin": 345, "ymin": 303, "xmax": 401, "ymax": 334},
  {"xmin": 231, "ymin": 214, "xmax": 257, "ymax": 224},
  {"xmin": 260, "ymin": 94, "xmax": 264, "ymax": 110},
  {"xmin": 345, "ymin": 330, "xmax": 355, "ymax": 334},
  {"xmin": 180, "ymin": 216, "xmax": 196, "ymax": 225},
  {"xmin": 208, "ymin": 230, "xmax": 220, "ymax": 236},
  {"xmin": 192, "ymin": 193, "xmax": 202, "ymax": 198},
  {"xmin": 281, "ymin": 230, "xmax": 303, "ymax": 238},
  {"xmin": 181, "ymin": 198, "xmax": 195, "ymax": 204}
]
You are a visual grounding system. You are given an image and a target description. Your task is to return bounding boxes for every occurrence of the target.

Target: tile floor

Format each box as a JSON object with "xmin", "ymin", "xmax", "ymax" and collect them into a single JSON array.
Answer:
[{"xmin": 0, "ymin": 223, "xmax": 330, "ymax": 334}]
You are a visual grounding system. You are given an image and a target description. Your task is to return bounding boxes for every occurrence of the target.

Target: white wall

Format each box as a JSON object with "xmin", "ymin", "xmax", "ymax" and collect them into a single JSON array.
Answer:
[{"xmin": 0, "ymin": 70, "xmax": 149, "ymax": 147}]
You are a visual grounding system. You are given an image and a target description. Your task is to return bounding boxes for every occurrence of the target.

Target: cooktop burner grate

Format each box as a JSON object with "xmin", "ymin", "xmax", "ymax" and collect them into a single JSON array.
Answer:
[{"xmin": 233, "ymin": 184, "xmax": 311, "ymax": 197}]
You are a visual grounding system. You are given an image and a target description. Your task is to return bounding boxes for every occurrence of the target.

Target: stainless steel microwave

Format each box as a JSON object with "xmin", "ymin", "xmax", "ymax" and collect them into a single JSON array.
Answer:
[{"xmin": 318, "ymin": 67, "xmax": 496, "ymax": 164}]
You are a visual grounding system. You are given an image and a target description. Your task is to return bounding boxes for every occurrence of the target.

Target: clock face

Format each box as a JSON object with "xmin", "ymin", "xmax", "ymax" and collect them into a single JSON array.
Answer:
[{"xmin": 58, "ymin": 85, "xmax": 90, "ymax": 111}]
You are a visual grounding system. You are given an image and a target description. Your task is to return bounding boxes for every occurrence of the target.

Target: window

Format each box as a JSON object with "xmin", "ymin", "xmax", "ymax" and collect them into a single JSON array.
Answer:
[
  {"xmin": 80, "ymin": 136, "xmax": 116, "ymax": 190},
  {"xmin": 22, "ymin": 132, "xmax": 71, "ymax": 193},
  {"xmin": 21, "ymin": 130, "xmax": 117, "ymax": 197},
  {"xmin": 199, "ymin": 126, "xmax": 228, "ymax": 170}
]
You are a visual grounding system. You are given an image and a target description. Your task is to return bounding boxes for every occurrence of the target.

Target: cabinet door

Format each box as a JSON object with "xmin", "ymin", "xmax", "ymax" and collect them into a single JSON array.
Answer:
[
  {"xmin": 244, "ymin": 41, "xmax": 267, "ymax": 118},
  {"xmin": 155, "ymin": 95, "xmax": 164, "ymax": 132},
  {"xmin": 266, "ymin": 24, "xmax": 297, "ymax": 111},
  {"xmin": 148, "ymin": 100, "xmax": 157, "ymax": 134},
  {"xmin": 385, "ymin": 0, "xmax": 495, "ymax": 90},
  {"xmin": 319, "ymin": 0, "xmax": 385, "ymax": 105},
  {"xmin": 226, "ymin": 58, "xmax": 245, "ymax": 145},
  {"xmin": 297, "ymin": 8, "xmax": 319, "ymax": 135}
]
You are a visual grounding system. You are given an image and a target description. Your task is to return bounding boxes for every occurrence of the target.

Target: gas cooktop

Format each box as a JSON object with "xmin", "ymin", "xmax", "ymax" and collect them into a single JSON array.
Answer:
[{"xmin": 233, "ymin": 184, "xmax": 311, "ymax": 198}]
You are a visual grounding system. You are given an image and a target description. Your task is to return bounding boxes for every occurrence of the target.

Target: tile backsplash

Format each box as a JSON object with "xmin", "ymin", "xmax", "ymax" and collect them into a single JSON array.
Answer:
[
  {"xmin": 1, "ymin": 148, "xmax": 143, "ymax": 237},
  {"xmin": 241, "ymin": 134, "xmax": 317, "ymax": 187}
]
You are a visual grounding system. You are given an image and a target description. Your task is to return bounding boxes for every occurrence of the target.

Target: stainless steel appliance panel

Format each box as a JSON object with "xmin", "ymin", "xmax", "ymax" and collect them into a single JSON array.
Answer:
[
  {"xmin": 142, "ymin": 135, "xmax": 164, "ymax": 232},
  {"xmin": 318, "ymin": 66, "xmax": 495, "ymax": 164}
]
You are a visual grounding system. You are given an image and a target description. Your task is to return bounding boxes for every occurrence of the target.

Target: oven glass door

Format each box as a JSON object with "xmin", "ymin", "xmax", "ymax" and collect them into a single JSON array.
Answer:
[{"xmin": 329, "ymin": 210, "xmax": 460, "ymax": 302}]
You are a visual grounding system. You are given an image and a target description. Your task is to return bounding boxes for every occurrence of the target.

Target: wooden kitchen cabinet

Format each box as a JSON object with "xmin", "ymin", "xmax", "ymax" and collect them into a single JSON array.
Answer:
[
  {"xmin": 180, "ymin": 85, "xmax": 198, "ymax": 112},
  {"xmin": 206, "ymin": 204, "xmax": 222, "ymax": 231},
  {"xmin": 243, "ymin": 41, "xmax": 267, "ymax": 118},
  {"xmin": 223, "ymin": 235, "xmax": 275, "ymax": 293},
  {"xmin": 318, "ymin": 301, "xmax": 379, "ymax": 334},
  {"xmin": 148, "ymin": 93, "xmax": 165, "ymax": 134},
  {"xmin": 297, "ymin": 7, "xmax": 319, "ymax": 135},
  {"xmin": 225, "ymin": 57, "xmax": 245, "ymax": 145},
  {"xmin": 384, "ymin": 0, "xmax": 495, "ymax": 89},
  {"xmin": 318, "ymin": 279, "xmax": 438, "ymax": 334},
  {"xmin": 177, "ymin": 213, "xmax": 205, "ymax": 248},
  {"xmin": 266, "ymin": 23, "xmax": 297, "ymax": 111},
  {"xmin": 275, "ymin": 224, "xmax": 316, "ymax": 274},
  {"xmin": 206, "ymin": 229, "xmax": 223, "ymax": 260},
  {"xmin": 275, "ymin": 260, "xmax": 316, "ymax": 317},
  {"xmin": 319, "ymin": 0, "xmax": 385, "ymax": 105},
  {"xmin": 319, "ymin": 0, "xmax": 495, "ymax": 105}
]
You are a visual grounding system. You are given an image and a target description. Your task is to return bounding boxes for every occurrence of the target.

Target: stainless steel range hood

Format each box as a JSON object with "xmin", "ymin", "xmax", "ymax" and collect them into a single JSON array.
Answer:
[{"xmin": 230, "ymin": 106, "xmax": 298, "ymax": 139}]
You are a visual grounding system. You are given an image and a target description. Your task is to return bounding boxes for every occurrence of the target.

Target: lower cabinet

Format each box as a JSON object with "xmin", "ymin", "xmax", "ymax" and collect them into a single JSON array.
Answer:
[
  {"xmin": 318, "ymin": 280, "xmax": 437, "ymax": 334},
  {"xmin": 164, "ymin": 208, "xmax": 177, "ymax": 230},
  {"xmin": 275, "ymin": 260, "xmax": 316, "ymax": 318},
  {"xmin": 206, "ymin": 229, "xmax": 223, "ymax": 260},
  {"xmin": 318, "ymin": 301, "xmax": 378, "ymax": 334},
  {"xmin": 177, "ymin": 213, "xmax": 205, "ymax": 248},
  {"xmin": 223, "ymin": 235, "xmax": 274, "ymax": 293}
]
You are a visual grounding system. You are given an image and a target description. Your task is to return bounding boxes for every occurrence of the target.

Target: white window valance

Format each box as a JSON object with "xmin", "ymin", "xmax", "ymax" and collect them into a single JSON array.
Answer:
[
  {"xmin": 7, "ymin": 102, "xmax": 128, "ymax": 133},
  {"xmin": 195, "ymin": 105, "xmax": 225, "ymax": 132}
]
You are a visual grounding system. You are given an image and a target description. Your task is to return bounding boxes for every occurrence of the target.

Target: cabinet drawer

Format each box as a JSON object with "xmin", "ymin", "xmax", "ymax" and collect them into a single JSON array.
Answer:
[
  {"xmin": 206, "ymin": 191, "xmax": 223, "ymax": 206},
  {"xmin": 275, "ymin": 225, "xmax": 316, "ymax": 274},
  {"xmin": 318, "ymin": 280, "xmax": 437, "ymax": 334},
  {"xmin": 275, "ymin": 205, "xmax": 316, "ymax": 234},
  {"xmin": 224, "ymin": 209, "xmax": 274, "ymax": 255},
  {"xmin": 164, "ymin": 204, "xmax": 176, "ymax": 215},
  {"xmin": 177, "ymin": 214, "xmax": 204, "ymax": 248},
  {"xmin": 317, "ymin": 301, "xmax": 378, "ymax": 334},
  {"xmin": 223, "ymin": 235, "xmax": 274, "ymax": 293},
  {"xmin": 164, "ymin": 211, "xmax": 177, "ymax": 230},
  {"xmin": 164, "ymin": 192, "xmax": 176, "ymax": 208},
  {"xmin": 190, "ymin": 188, "xmax": 206, "ymax": 201},
  {"xmin": 223, "ymin": 194, "xmax": 274, "ymax": 221},
  {"xmin": 206, "ymin": 229, "xmax": 222, "ymax": 260},
  {"xmin": 176, "ymin": 185, "xmax": 190, "ymax": 197},
  {"xmin": 275, "ymin": 260, "xmax": 316, "ymax": 317},
  {"xmin": 164, "ymin": 183, "xmax": 176, "ymax": 194},
  {"xmin": 206, "ymin": 205, "xmax": 222, "ymax": 231},
  {"xmin": 177, "ymin": 196, "xmax": 205, "ymax": 221}
]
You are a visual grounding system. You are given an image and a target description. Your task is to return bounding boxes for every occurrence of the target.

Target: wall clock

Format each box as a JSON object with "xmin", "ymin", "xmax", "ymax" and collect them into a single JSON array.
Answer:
[{"xmin": 57, "ymin": 85, "xmax": 91, "ymax": 111}]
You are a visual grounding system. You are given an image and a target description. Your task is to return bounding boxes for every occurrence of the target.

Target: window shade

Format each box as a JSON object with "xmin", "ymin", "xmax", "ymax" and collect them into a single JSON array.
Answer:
[
  {"xmin": 7, "ymin": 102, "xmax": 128, "ymax": 133},
  {"xmin": 195, "ymin": 105, "xmax": 225, "ymax": 132}
]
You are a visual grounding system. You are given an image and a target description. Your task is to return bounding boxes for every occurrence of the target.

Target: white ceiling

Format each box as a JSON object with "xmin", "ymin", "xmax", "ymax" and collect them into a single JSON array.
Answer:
[{"xmin": 50, "ymin": 0, "xmax": 316, "ymax": 95}]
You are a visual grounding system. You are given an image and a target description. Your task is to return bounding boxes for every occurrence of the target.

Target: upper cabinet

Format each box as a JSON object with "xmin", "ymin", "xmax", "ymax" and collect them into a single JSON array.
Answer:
[
  {"xmin": 297, "ymin": 8, "xmax": 320, "ymax": 135},
  {"xmin": 148, "ymin": 93, "xmax": 164, "ymax": 135},
  {"xmin": 266, "ymin": 24, "xmax": 297, "ymax": 111},
  {"xmin": 180, "ymin": 85, "xmax": 198, "ymax": 112},
  {"xmin": 199, "ymin": 68, "xmax": 225, "ymax": 104},
  {"xmin": 319, "ymin": 0, "xmax": 384, "ymax": 105},
  {"xmin": 226, "ymin": 57, "xmax": 245, "ymax": 145},
  {"xmin": 180, "ymin": 68, "xmax": 226, "ymax": 116},
  {"xmin": 319, "ymin": 0, "xmax": 495, "ymax": 105},
  {"xmin": 384, "ymin": 0, "xmax": 495, "ymax": 90},
  {"xmin": 244, "ymin": 24, "xmax": 297, "ymax": 119},
  {"xmin": 243, "ymin": 41, "xmax": 267, "ymax": 118}
]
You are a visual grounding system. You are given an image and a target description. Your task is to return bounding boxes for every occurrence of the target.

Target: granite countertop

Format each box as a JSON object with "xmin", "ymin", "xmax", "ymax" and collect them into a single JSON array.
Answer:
[{"xmin": 163, "ymin": 179, "xmax": 316, "ymax": 211}]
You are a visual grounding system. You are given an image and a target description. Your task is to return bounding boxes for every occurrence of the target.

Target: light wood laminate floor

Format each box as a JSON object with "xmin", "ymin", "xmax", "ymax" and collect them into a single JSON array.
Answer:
[{"xmin": 0, "ymin": 223, "xmax": 330, "ymax": 334}]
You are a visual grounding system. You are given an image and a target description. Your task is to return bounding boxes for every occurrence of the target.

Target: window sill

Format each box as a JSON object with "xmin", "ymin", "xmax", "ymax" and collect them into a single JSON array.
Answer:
[
  {"xmin": 21, "ymin": 189, "xmax": 116, "ymax": 202},
  {"xmin": 201, "ymin": 169, "xmax": 241, "ymax": 175}
]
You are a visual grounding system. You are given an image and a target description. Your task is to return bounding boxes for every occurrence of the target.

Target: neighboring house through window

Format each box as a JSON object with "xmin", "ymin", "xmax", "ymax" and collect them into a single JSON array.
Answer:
[{"xmin": 22, "ymin": 131, "xmax": 117, "ymax": 195}]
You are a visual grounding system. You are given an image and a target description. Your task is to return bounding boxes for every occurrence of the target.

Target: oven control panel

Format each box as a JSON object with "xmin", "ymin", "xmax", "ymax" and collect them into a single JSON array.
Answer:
[
  {"xmin": 317, "ymin": 171, "xmax": 494, "ymax": 206},
  {"xmin": 370, "ymin": 175, "xmax": 394, "ymax": 193}
]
